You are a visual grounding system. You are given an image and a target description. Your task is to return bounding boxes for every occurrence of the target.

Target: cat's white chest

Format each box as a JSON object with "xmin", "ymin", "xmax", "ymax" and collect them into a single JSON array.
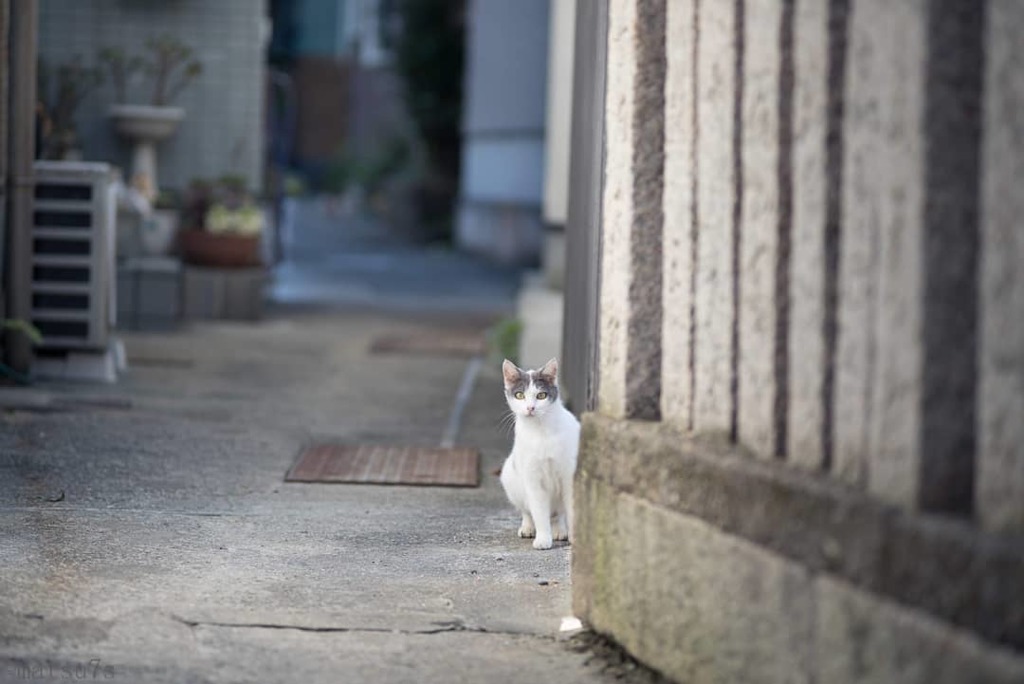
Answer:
[
  {"xmin": 514, "ymin": 427, "xmax": 562, "ymax": 459},
  {"xmin": 511, "ymin": 411, "xmax": 579, "ymax": 471}
]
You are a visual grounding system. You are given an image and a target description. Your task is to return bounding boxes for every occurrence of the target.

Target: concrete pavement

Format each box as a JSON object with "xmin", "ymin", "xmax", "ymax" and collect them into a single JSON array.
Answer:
[{"xmin": 0, "ymin": 205, "xmax": 655, "ymax": 683}]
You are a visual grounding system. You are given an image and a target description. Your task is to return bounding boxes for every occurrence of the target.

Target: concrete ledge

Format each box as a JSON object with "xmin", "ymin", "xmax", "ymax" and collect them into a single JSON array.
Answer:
[
  {"xmin": 575, "ymin": 451, "xmax": 1024, "ymax": 682},
  {"xmin": 575, "ymin": 414, "xmax": 1024, "ymax": 653}
]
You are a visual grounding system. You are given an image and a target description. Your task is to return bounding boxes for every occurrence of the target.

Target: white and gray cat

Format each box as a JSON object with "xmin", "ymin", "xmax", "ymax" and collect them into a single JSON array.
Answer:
[{"xmin": 499, "ymin": 358, "xmax": 580, "ymax": 550}]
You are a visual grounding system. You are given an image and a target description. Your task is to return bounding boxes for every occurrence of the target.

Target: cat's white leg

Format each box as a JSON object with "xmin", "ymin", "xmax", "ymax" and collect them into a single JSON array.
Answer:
[
  {"xmin": 562, "ymin": 475, "xmax": 575, "ymax": 544},
  {"xmin": 502, "ymin": 457, "xmax": 538, "ymax": 538},
  {"xmin": 501, "ymin": 456, "xmax": 533, "ymax": 538},
  {"xmin": 552, "ymin": 513, "xmax": 568, "ymax": 541},
  {"xmin": 518, "ymin": 513, "xmax": 536, "ymax": 538},
  {"xmin": 526, "ymin": 485, "xmax": 553, "ymax": 550}
]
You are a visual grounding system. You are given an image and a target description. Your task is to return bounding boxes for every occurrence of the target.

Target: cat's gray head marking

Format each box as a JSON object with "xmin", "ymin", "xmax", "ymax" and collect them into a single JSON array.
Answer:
[{"xmin": 502, "ymin": 358, "xmax": 559, "ymax": 418}]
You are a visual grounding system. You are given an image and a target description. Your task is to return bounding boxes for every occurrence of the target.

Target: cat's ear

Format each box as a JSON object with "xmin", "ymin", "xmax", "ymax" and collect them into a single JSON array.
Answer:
[
  {"xmin": 539, "ymin": 358, "xmax": 558, "ymax": 382},
  {"xmin": 502, "ymin": 359, "xmax": 522, "ymax": 386}
]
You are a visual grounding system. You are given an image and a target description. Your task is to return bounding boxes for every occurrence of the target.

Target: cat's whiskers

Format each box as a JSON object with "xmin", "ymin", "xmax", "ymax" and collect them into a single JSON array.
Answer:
[{"xmin": 497, "ymin": 409, "xmax": 517, "ymax": 436}]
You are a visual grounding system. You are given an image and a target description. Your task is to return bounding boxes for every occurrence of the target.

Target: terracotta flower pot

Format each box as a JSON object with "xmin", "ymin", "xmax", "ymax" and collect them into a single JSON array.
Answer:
[{"xmin": 180, "ymin": 229, "xmax": 262, "ymax": 268}]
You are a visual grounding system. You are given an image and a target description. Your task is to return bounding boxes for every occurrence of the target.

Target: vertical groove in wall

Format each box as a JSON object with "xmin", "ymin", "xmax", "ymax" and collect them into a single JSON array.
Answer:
[
  {"xmin": 773, "ymin": 0, "xmax": 795, "ymax": 459},
  {"xmin": 729, "ymin": 0, "xmax": 745, "ymax": 442},
  {"xmin": 688, "ymin": 0, "xmax": 701, "ymax": 432},
  {"xmin": 591, "ymin": 1, "xmax": 609, "ymax": 414},
  {"xmin": 563, "ymin": 0, "xmax": 608, "ymax": 414},
  {"xmin": 919, "ymin": 0, "xmax": 985, "ymax": 515},
  {"xmin": 625, "ymin": 0, "xmax": 666, "ymax": 421},
  {"xmin": 821, "ymin": 0, "xmax": 849, "ymax": 473}
]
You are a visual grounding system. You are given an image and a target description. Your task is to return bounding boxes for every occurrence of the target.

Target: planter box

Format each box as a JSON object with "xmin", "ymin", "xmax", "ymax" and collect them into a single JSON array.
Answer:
[{"xmin": 180, "ymin": 229, "xmax": 262, "ymax": 268}]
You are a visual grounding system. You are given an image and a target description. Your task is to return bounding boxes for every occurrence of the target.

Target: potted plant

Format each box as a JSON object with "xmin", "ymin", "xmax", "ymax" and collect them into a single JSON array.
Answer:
[
  {"xmin": 100, "ymin": 36, "xmax": 202, "ymax": 201},
  {"xmin": 36, "ymin": 56, "xmax": 104, "ymax": 160},
  {"xmin": 1, "ymin": 320, "xmax": 43, "ymax": 386},
  {"xmin": 179, "ymin": 176, "xmax": 264, "ymax": 268}
]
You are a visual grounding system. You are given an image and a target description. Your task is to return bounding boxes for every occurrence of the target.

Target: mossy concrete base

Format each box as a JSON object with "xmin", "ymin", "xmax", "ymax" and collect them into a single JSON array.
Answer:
[{"xmin": 573, "ymin": 414, "xmax": 1024, "ymax": 683}]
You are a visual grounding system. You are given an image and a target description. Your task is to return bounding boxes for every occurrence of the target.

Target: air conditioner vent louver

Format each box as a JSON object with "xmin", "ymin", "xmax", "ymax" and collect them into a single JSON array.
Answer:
[
  {"xmin": 33, "ymin": 293, "xmax": 91, "ymax": 310},
  {"xmin": 31, "ymin": 162, "xmax": 115, "ymax": 350},
  {"xmin": 34, "ymin": 210, "xmax": 93, "ymax": 228},
  {"xmin": 35, "ymin": 183, "xmax": 93, "ymax": 201},
  {"xmin": 34, "ymin": 238, "xmax": 92, "ymax": 256},
  {"xmin": 33, "ymin": 265, "xmax": 91, "ymax": 283}
]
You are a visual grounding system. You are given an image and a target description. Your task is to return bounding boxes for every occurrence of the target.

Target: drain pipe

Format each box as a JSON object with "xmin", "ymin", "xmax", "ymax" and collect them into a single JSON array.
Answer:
[
  {"xmin": 0, "ymin": 0, "xmax": 9, "ymax": 314},
  {"xmin": 0, "ymin": 0, "xmax": 8, "ymax": 323},
  {"xmin": 3, "ymin": 0, "xmax": 37, "ymax": 373}
]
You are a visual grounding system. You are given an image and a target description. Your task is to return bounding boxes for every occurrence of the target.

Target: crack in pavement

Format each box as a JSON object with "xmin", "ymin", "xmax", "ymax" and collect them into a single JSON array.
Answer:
[
  {"xmin": 169, "ymin": 615, "xmax": 548, "ymax": 640},
  {"xmin": 0, "ymin": 505, "xmax": 246, "ymax": 517}
]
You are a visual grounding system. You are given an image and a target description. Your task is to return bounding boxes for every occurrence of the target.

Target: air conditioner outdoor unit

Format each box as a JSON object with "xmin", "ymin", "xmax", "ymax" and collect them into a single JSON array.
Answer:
[{"xmin": 31, "ymin": 161, "xmax": 117, "ymax": 351}]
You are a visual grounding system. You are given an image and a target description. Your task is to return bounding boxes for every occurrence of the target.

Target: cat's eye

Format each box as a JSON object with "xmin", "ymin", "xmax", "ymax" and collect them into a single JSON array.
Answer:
[
  {"xmin": 515, "ymin": 391, "xmax": 525, "ymax": 400},
  {"xmin": 536, "ymin": 392, "xmax": 548, "ymax": 400}
]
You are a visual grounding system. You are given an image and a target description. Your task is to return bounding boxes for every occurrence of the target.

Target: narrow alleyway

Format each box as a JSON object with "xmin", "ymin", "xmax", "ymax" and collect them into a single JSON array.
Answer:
[{"xmin": 0, "ymin": 204, "xmax": 627, "ymax": 683}]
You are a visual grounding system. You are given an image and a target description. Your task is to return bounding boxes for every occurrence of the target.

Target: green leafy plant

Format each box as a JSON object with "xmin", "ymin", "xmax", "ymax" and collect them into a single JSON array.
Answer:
[
  {"xmin": 0, "ymin": 320, "xmax": 42, "ymax": 386},
  {"xmin": 325, "ymin": 136, "xmax": 409, "ymax": 194},
  {"xmin": 98, "ymin": 35, "xmax": 202, "ymax": 106},
  {"xmin": 322, "ymin": 137, "xmax": 412, "ymax": 199},
  {"xmin": 182, "ymin": 176, "xmax": 262, "ymax": 236},
  {"xmin": 2, "ymin": 319, "xmax": 43, "ymax": 346},
  {"xmin": 207, "ymin": 203, "xmax": 263, "ymax": 236},
  {"xmin": 321, "ymin": 156, "xmax": 352, "ymax": 196},
  {"xmin": 97, "ymin": 47, "xmax": 143, "ymax": 103},
  {"xmin": 488, "ymin": 318, "xmax": 522, "ymax": 365},
  {"xmin": 359, "ymin": 137, "xmax": 412, "ymax": 196},
  {"xmin": 379, "ymin": 0, "xmax": 465, "ymax": 241},
  {"xmin": 37, "ymin": 56, "xmax": 104, "ymax": 159},
  {"xmin": 283, "ymin": 173, "xmax": 308, "ymax": 197},
  {"xmin": 153, "ymin": 189, "xmax": 181, "ymax": 211},
  {"xmin": 143, "ymin": 35, "xmax": 203, "ymax": 106}
]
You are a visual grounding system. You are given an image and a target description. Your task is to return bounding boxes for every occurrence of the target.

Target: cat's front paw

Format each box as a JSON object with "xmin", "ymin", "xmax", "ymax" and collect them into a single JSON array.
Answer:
[
  {"xmin": 533, "ymin": 536, "xmax": 553, "ymax": 550},
  {"xmin": 518, "ymin": 522, "xmax": 536, "ymax": 538},
  {"xmin": 552, "ymin": 521, "xmax": 568, "ymax": 541}
]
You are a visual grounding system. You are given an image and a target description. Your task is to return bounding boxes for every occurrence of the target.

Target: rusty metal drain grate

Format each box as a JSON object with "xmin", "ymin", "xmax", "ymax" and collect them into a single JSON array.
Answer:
[
  {"xmin": 369, "ymin": 330, "xmax": 487, "ymax": 357},
  {"xmin": 286, "ymin": 444, "xmax": 480, "ymax": 487}
]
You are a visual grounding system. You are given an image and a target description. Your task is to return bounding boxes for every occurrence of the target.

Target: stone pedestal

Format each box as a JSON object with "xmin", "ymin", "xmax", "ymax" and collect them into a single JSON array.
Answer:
[
  {"xmin": 182, "ymin": 266, "xmax": 267, "ymax": 321},
  {"xmin": 117, "ymin": 257, "xmax": 182, "ymax": 331}
]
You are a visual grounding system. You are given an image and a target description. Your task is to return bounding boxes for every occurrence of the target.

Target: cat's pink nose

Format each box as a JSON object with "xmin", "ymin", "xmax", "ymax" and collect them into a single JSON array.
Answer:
[{"xmin": 527, "ymin": 406, "xmax": 535, "ymax": 415}]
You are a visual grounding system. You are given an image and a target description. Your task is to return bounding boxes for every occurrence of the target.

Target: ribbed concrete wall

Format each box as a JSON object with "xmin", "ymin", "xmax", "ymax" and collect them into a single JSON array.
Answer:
[
  {"xmin": 597, "ymin": 0, "xmax": 663, "ymax": 420},
  {"xmin": 977, "ymin": 0, "xmax": 1024, "ymax": 533},
  {"xmin": 691, "ymin": 0, "xmax": 737, "ymax": 436},
  {"xmin": 659, "ymin": 0, "xmax": 695, "ymax": 428},
  {"xmin": 581, "ymin": 0, "xmax": 1024, "ymax": 680},
  {"xmin": 597, "ymin": 0, "xmax": 1013, "ymax": 525}
]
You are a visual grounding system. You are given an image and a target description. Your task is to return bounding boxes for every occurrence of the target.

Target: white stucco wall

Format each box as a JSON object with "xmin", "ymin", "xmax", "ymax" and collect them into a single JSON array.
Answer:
[
  {"xmin": 456, "ymin": 0, "xmax": 551, "ymax": 263},
  {"xmin": 542, "ymin": 0, "xmax": 577, "ymax": 227}
]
